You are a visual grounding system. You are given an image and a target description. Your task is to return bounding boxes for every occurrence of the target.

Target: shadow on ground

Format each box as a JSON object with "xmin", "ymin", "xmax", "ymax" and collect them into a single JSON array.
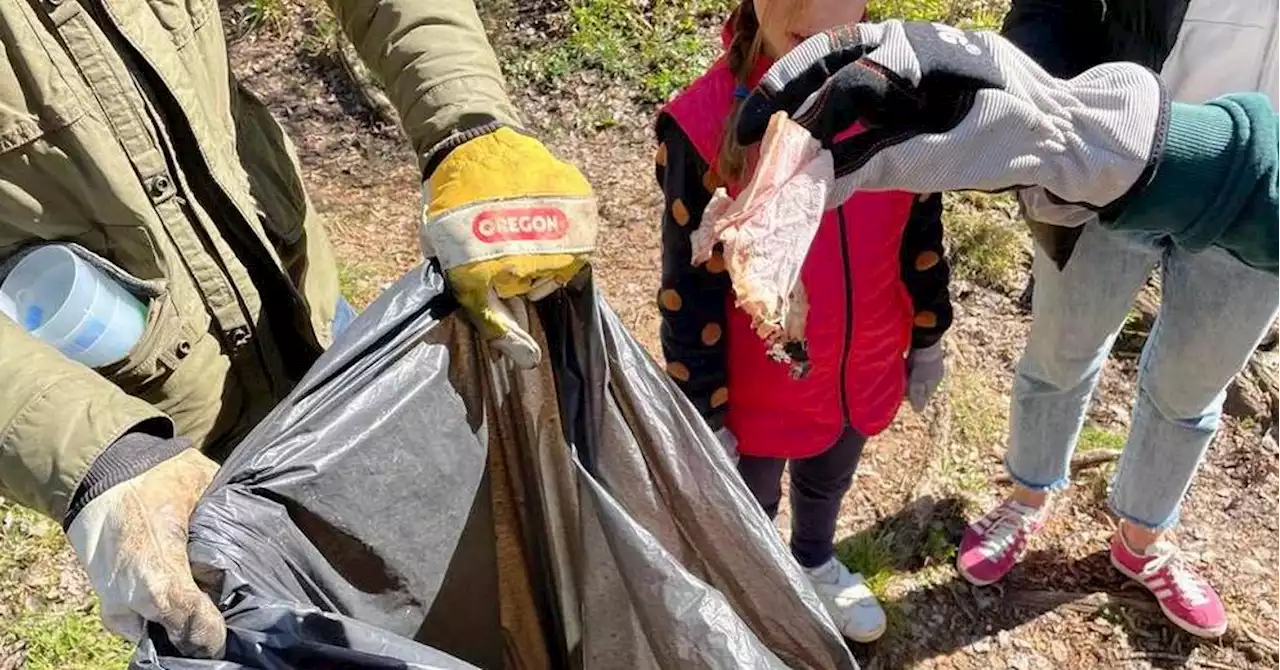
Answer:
[{"xmin": 832, "ymin": 504, "xmax": 1246, "ymax": 669}]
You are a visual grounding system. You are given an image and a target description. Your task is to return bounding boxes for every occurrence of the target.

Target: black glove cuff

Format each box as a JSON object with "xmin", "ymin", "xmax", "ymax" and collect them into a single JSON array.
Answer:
[
  {"xmin": 63, "ymin": 420, "xmax": 190, "ymax": 529},
  {"xmin": 1097, "ymin": 75, "xmax": 1171, "ymax": 220},
  {"xmin": 421, "ymin": 116, "xmax": 510, "ymax": 179}
]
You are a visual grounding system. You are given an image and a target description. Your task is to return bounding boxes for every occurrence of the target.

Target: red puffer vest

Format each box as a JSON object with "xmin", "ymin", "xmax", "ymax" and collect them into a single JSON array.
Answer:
[{"xmin": 662, "ymin": 54, "xmax": 915, "ymax": 460}]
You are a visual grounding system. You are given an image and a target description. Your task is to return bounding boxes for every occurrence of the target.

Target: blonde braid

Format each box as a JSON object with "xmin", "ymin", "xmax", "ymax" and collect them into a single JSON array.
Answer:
[{"xmin": 717, "ymin": 1, "xmax": 764, "ymax": 183}]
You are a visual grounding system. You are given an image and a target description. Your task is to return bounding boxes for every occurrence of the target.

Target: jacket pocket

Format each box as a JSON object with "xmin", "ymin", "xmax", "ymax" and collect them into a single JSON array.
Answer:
[
  {"xmin": 98, "ymin": 290, "xmax": 200, "ymax": 392},
  {"xmin": 0, "ymin": 66, "xmax": 76, "ymax": 156},
  {"xmin": 0, "ymin": 101, "xmax": 46, "ymax": 155},
  {"xmin": 56, "ymin": 244, "xmax": 199, "ymax": 392},
  {"xmin": 0, "ymin": 3, "xmax": 98, "ymax": 247},
  {"xmin": 142, "ymin": 0, "xmax": 216, "ymax": 49},
  {"xmin": 0, "ymin": 5, "xmax": 85, "ymax": 152}
]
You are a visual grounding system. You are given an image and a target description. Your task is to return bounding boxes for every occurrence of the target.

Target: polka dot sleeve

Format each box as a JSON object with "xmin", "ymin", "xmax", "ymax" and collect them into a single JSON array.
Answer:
[
  {"xmin": 899, "ymin": 193, "xmax": 954, "ymax": 349},
  {"xmin": 654, "ymin": 114, "xmax": 732, "ymax": 429}
]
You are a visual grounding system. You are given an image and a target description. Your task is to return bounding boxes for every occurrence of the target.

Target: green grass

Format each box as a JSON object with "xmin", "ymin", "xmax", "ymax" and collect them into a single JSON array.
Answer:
[
  {"xmin": 0, "ymin": 500, "xmax": 128, "ymax": 670},
  {"xmin": 337, "ymin": 260, "xmax": 381, "ymax": 309},
  {"xmin": 1077, "ymin": 425, "xmax": 1126, "ymax": 453},
  {"xmin": 834, "ymin": 530, "xmax": 912, "ymax": 647},
  {"xmin": 948, "ymin": 364, "xmax": 1007, "ymax": 453},
  {"xmin": 6, "ymin": 607, "xmax": 131, "ymax": 670},
  {"xmin": 1076, "ymin": 426, "xmax": 1123, "ymax": 502},
  {"xmin": 940, "ymin": 364, "xmax": 1007, "ymax": 505},
  {"xmin": 868, "ymin": 0, "xmax": 1007, "ymax": 29},
  {"xmin": 944, "ymin": 192, "xmax": 1028, "ymax": 293},
  {"xmin": 0, "ymin": 501, "xmax": 65, "ymax": 568},
  {"xmin": 505, "ymin": 0, "xmax": 735, "ymax": 101},
  {"xmin": 938, "ymin": 447, "xmax": 987, "ymax": 497},
  {"xmin": 240, "ymin": 0, "xmax": 285, "ymax": 32},
  {"xmin": 836, "ymin": 530, "xmax": 898, "ymax": 597},
  {"xmin": 299, "ymin": 14, "xmax": 341, "ymax": 59},
  {"xmin": 920, "ymin": 523, "xmax": 957, "ymax": 565},
  {"xmin": 833, "ymin": 515, "xmax": 969, "ymax": 648},
  {"xmin": 501, "ymin": 0, "xmax": 1007, "ymax": 102},
  {"xmin": 1115, "ymin": 306, "xmax": 1153, "ymax": 352}
]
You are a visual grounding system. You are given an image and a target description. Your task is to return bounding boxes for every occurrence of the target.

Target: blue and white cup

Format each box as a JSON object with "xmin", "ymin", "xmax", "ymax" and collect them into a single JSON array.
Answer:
[{"xmin": 0, "ymin": 245, "xmax": 146, "ymax": 368}]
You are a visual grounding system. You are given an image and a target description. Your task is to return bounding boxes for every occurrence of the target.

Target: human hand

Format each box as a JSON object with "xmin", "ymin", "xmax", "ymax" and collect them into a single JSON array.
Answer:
[
  {"xmin": 421, "ymin": 127, "xmax": 599, "ymax": 368},
  {"xmin": 906, "ymin": 341, "xmax": 945, "ymax": 412},
  {"xmin": 66, "ymin": 447, "xmax": 225, "ymax": 658},
  {"xmin": 735, "ymin": 20, "xmax": 1166, "ymax": 212}
]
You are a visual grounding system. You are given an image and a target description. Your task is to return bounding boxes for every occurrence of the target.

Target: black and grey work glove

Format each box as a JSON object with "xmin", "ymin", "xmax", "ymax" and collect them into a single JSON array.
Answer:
[{"xmin": 735, "ymin": 20, "xmax": 1169, "ymax": 214}]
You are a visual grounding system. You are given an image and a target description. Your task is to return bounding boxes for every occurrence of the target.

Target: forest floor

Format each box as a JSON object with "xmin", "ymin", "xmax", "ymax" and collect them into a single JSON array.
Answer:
[{"xmin": 1, "ymin": 1, "xmax": 1275, "ymax": 668}]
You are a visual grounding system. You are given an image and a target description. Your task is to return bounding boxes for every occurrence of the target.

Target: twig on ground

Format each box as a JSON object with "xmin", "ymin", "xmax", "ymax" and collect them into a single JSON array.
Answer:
[
  {"xmin": 947, "ymin": 582, "xmax": 978, "ymax": 626},
  {"xmin": 904, "ymin": 392, "xmax": 953, "ymax": 514},
  {"xmin": 1005, "ymin": 589, "xmax": 1160, "ymax": 615},
  {"xmin": 1120, "ymin": 652, "xmax": 1238, "ymax": 670},
  {"xmin": 1233, "ymin": 625, "xmax": 1280, "ymax": 666},
  {"xmin": 0, "ymin": 643, "xmax": 26, "ymax": 670},
  {"xmin": 891, "ymin": 389, "xmax": 954, "ymax": 549},
  {"xmin": 1239, "ymin": 627, "xmax": 1280, "ymax": 653},
  {"xmin": 994, "ymin": 452, "xmax": 1119, "ymax": 484},
  {"xmin": 335, "ymin": 33, "xmax": 400, "ymax": 128}
]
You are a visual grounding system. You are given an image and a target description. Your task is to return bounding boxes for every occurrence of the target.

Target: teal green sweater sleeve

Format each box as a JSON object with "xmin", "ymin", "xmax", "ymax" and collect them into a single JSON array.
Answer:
[{"xmin": 1103, "ymin": 93, "xmax": 1278, "ymax": 275}]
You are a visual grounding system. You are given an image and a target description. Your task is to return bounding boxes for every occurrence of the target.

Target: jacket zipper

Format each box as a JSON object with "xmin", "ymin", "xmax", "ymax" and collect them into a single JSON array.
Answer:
[{"xmin": 836, "ymin": 206, "xmax": 854, "ymax": 424}]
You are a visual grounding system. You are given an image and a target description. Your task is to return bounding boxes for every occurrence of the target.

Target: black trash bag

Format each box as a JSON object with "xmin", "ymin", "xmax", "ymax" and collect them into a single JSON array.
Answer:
[{"xmin": 133, "ymin": 263, "xmax": 858, "ymax": 670}]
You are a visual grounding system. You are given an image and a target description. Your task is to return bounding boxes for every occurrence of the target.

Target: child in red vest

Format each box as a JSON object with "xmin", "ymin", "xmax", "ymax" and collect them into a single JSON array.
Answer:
[{"xmin": 654, "ymin": 0, "xmax": 953, "ymax": 643}]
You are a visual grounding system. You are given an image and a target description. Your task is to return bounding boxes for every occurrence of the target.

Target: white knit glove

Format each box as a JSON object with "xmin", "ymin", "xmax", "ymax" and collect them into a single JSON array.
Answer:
[{"xmin": 67, "ymin": 449, "xmax": 225, "ymax": 658}]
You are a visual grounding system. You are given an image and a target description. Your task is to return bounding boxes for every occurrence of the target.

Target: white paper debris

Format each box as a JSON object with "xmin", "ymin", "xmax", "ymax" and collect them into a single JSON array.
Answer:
[{"xmin": 691, "ymin": 112, "xmax": 833, "ymax": 376}]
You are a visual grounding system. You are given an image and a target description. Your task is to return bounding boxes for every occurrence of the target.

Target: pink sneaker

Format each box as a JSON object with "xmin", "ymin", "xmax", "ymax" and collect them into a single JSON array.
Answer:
[
  {"xmin": 956, "ymin": 500, "xmax": 1047, "ymax": 586},
  {"xmin": 1110, "ymin": 534, "xmax": 1228, "ymax": 638}
]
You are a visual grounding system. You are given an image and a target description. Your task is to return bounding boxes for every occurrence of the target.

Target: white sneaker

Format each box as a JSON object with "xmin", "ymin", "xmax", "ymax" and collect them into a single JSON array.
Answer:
[{"xmin": 805, "ymin": 558, "xmax": 887, "ymax": 643}]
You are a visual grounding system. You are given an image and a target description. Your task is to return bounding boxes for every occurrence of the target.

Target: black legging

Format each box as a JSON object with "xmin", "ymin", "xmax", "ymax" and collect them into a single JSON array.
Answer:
[{"xmin": 735, "ymin": 429, "xmax": 867, "ymax": 568}]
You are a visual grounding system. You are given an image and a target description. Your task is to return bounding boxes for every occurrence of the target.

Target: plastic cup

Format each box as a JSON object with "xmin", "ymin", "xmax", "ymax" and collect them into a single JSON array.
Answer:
[
  {"xmin": 0, "ymin": 291, "xmax": 15, "ymax": 324},
  {"xmin": 0, "ymin": 245, "xmax": 146, "ymax": 368}
]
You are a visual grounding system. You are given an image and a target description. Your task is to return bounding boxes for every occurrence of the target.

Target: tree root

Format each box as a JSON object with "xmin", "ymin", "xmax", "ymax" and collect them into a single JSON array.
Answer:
[
  {"xmin": 1120, "ymin": 652, "xmax": 1238, "ymax": 670},
  {"xmin": 994, "ymin": 452, "xmax": 1119, "ymax": 485},
  {"xmin": 1005, "ymin": 588, "xmax": 1160, "ymax": 615},
  {"xmin": 335, "ymin": 33, "xmax": 400, "ymax": 128}
]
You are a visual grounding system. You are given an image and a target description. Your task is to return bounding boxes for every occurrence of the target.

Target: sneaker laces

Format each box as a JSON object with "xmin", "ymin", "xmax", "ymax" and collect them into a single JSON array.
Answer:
[
  {"xmin": 1140, "ymin": 542, "xmax": 1208, "ymax": 606},
  {"xmin": 980, "ymin": 502, "xmax": 1040, "ymax": 558}
]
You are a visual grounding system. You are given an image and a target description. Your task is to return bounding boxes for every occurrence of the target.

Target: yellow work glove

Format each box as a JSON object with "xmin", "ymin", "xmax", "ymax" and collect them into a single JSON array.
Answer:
[
  {"xmin": 66, "ymin": 448, "xmax": 225, "ymax": 658},
  {"xmin": 422, "ymin": 127, "xmax": 598, "ymax": 368}
]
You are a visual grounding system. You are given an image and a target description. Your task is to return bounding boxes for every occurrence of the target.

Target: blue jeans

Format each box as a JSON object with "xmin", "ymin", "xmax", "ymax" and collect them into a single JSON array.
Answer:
[
  {"xmin": 332, "ymin": 296, "xmax": 357, "ymax": 339},
  {"xmin": 1007, "ymin": 223, "xmax": 1278, "ymax": 530}
]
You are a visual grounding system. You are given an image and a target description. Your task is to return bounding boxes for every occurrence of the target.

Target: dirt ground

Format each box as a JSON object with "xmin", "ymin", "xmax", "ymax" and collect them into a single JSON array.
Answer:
[
  {"xmin": 1, "ymin": 1, "xmax": 1275, "ymax": 668},
  {"xmin": 227, "ymin": 2, "xmax": 1279, "ymax": 668}
]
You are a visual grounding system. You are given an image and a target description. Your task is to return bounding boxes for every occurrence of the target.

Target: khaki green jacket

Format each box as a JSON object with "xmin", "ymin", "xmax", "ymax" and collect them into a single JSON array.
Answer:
[{"xmin": 0, "ymin": 0, "xmax": 519, "ymax": 520}]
